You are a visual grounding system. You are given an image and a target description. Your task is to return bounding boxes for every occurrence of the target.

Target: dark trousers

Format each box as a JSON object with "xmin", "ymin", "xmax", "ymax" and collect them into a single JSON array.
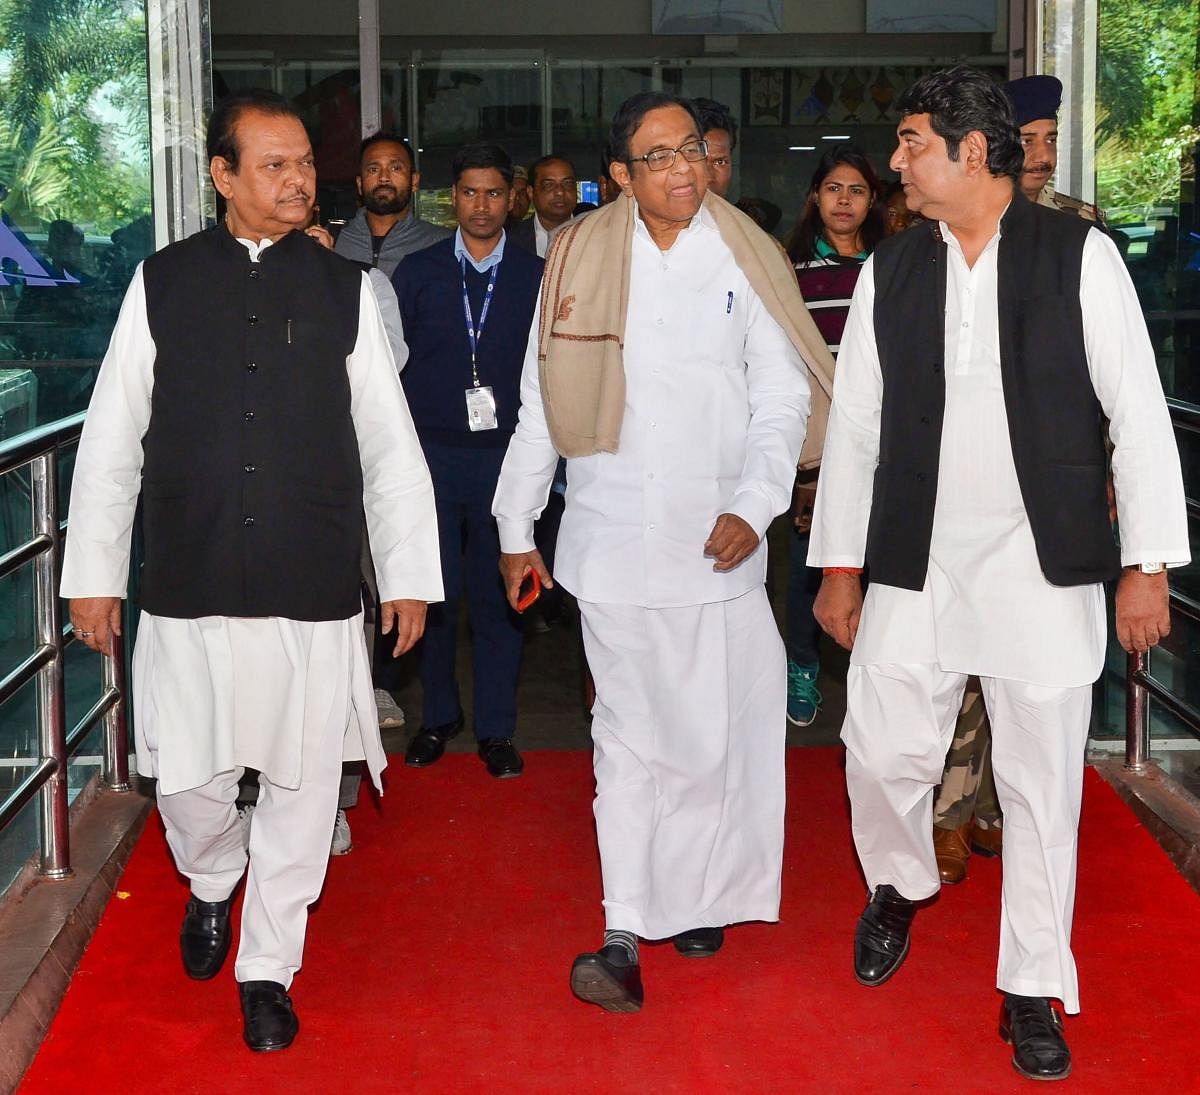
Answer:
[
  {"xmin": 420, "ymin": 443, "xmax": 523, "ymax": 741},
  {"xmin": 786, "ymin": 527, "xmax": 822, "ymax": 666}
]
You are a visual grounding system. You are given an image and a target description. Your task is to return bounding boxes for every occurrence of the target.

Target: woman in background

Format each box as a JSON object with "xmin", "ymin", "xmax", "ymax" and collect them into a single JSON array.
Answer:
[{"xmin": 784, "ymin": 147, "xmax": 885, "ymax": 727}]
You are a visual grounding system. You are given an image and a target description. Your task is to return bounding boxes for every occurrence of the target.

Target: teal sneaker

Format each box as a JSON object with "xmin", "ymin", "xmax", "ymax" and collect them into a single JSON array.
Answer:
[{"xmin": 786, "ymin": 661, "xmax": 821, "ymax": 727}]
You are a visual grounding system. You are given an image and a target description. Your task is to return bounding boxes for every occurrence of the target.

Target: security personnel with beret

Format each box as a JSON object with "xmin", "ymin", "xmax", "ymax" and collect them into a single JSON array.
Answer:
[{"xmin": 1006, "ymin": 74, "xmax": 1105, "ymax": 222}]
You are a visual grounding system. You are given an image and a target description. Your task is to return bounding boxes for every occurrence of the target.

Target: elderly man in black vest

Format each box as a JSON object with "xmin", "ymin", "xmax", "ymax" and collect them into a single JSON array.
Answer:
[
  {"xmin": 809, "ymin": 67, "xmax": 1187, "ymax": 1081},
  {"xmin": 60, "ymin": 90, "xmax": 442, "ymax": 1053}
]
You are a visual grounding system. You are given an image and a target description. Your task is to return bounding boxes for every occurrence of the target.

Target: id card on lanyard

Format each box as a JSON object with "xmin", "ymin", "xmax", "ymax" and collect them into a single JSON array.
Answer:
[{"xmin": 462, "ymin": 257, "xmax": 499, "ymax": 431}]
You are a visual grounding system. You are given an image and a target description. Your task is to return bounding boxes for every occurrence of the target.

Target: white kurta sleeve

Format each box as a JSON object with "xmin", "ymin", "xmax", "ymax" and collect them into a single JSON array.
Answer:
[
  {"xmin": 1079, "ymin": 230, "xmax": 1190, "ymax": 568},
  {"xmin": 60, "ymin": 264, "xmax": 156, "ymax": 598},
  {"xmin": 348, "ymin": 274, "xmax": 443, "ymax": 603},
  {"xmin": 491, "ymin": 306, "xmax": 561, "ymax": 553},
  {"xmin": 367, "ymin": 268, "xmax": 409, "ymax": 372},
  {"xmin": 807, "ymin": 257, "xmax": 882, "ymax": 568},
  {"xmin": 726, "ymin": 288, "xmax": 812, "ymax": 538}
]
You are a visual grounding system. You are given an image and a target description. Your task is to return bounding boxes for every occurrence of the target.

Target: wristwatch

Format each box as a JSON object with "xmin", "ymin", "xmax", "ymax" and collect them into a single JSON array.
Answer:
[{"xmin": 1138, "ymin": 562, "xmax": 1166, "ymax": 575}]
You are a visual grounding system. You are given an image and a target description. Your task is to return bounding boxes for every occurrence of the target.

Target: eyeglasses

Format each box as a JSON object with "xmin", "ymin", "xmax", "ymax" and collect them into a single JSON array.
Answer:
[{"xmin": 629, "ymin": 139, "xmax": 709, "ymax": 172}]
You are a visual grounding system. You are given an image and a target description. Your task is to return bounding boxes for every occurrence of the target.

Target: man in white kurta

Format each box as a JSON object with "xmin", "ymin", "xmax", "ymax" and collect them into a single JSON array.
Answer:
[
  {"xmin": 809, "ymin": 68, "xmax": 1187, "ymax": 1081},
  {"xmin": 61, "ymin": 95, "xmax": 441, "ymax": 1053},
  {"xmin": 493, "ymin": 94, "xmax": 811, "ymax": 1013}
]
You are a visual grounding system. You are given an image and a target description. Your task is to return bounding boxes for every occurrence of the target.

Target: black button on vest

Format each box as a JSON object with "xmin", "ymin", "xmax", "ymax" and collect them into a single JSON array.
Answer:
[
  {"xmin": 140, "ymin": 226, "xmax": 364, "ymax": 620},
  {"xmin": 866, "ymin": 195, "xmax": 1119, "ymax": 591}
]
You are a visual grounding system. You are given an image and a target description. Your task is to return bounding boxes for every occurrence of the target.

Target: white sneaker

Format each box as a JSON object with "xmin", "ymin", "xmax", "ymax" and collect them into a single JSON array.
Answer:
[
  {"xmin": 374, "ymin": 688, "xmax": 405, "ymax": 729},
  {"xmin": 330, "ymin": 808, "xmax": 352, "ymax": 856},
  {"xmin": 236, "ymin": 802, "xmax": 255, "ymax": 849}
]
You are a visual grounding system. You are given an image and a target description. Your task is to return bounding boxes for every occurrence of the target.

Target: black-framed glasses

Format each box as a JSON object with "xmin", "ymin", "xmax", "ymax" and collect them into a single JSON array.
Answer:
[{"xmin": 629, "ymin": 139, "xmax": 709, "ymax": 172}]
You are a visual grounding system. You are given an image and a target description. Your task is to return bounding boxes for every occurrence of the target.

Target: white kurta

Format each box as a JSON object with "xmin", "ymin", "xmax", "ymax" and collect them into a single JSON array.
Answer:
[
  {"xmin": 810, "ymin": 214, "xmax": 1189, "ymax": 1012},
  {"xmin": 494, "ymin": 204, "xmax": 810, "ymax": 936},
  {"xmin": 61, "ymin": 238, "xmax": 443, "ymax": 795},
  {"xmin": 809, "ymin": 225, "xmax": 1189, "ymax": 684},
  {"xmin": 495, "ymin": 204, "xmax": 812, "ymax": 605}
]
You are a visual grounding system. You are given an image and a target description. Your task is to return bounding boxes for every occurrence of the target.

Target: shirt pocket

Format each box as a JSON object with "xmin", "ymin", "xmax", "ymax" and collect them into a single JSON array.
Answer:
[{"xmin": 688, "ymin": 283, "xmax": 748, "ymax": 370}]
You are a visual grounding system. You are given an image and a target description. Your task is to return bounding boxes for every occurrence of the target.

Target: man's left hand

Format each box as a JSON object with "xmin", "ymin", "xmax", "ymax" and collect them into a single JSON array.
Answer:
[
  {"xmin": 1115, "ymin": 570, "xmax": 1170, "ymax": 653},
  {"xmin": 703, "ymin": 513, "xmax": 760, "ymax": 572},
  {"xmin": 381, "ymin": 599, "xmax": 427, "ymax": 656}
]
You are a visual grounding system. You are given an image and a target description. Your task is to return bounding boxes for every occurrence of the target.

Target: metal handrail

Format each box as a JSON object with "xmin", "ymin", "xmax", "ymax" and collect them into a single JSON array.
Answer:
[
  {"xmin": 1124, "ymin": 399, "xmax": 1200, "ymax": 769},
  {"xmin": 1166, "ymin": 398, "xmax": 1200, "ymax": 432},
  {"xmin": 0, "ymin": 414, "xmax": 130, "ymax": 878},
  {"xmin": 0, "ymin": 411, "xmax": 85, "ymax": 466}
]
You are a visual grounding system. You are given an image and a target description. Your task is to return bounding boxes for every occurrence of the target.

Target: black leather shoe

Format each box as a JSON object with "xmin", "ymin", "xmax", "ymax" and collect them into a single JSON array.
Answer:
[
  {"xmin": 405, "ymin": 715, "xmax": 464, "ymax": 767},
  {"xmin": 478, "ymin": 737, "xmax": 524, "ymax": 778},
  {"xmin": 673, "ymin": 926, "xmax": 724, "ymax": 957},
  {"xmin": 853, "ymin": 884, "xmax": 916, "ymax": 987},
  {"xmin": 570, "ymin": 945, "xmax": 644, "ymax": 1013},
  {"xmin": 180, "ymin": 895, "xmax": 232, "ymax": 980},
  {"xmin": 239, "ymin": 980, "xmax": 299, "ymax": 1052},
  {"xmin": 1000, "ymin": 994, "xmax": 1071, "ymax": 1081}
]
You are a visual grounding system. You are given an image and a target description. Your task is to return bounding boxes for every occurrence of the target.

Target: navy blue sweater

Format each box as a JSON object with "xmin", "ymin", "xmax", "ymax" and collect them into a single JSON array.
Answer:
[{"xmin": 392, "ymin": 237, "xmax": 544, "ymax": 447}]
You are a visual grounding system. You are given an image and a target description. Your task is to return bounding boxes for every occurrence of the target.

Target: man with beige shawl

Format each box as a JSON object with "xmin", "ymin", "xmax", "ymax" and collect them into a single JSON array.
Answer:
[{"xmin": 492, "ymin": 91, "xmax": 834, "ymax": 1012}]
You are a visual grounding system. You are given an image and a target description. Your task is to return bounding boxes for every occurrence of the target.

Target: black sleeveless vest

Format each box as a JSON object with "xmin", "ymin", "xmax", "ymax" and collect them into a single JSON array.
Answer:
[
  {"xmin": 866, "ymin": 194, "xmax": 1120, "ymax": 591},
  {"xmin": 140, "ymin": 226, "xmax": 364, "ymax": 620}
]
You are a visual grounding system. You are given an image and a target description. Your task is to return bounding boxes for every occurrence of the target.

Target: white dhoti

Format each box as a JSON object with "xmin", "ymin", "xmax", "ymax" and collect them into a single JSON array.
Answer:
[
  {"xmin": 134, "ymin": 610, "xmax": 385, "ymax": 987},
  {"xmin": 578, "ymin": 586, "xmax": 786, "ymax": 941},
  {"xmin": 842, "ymin": 664, "xmax": 1090, "ymax": 1012}
]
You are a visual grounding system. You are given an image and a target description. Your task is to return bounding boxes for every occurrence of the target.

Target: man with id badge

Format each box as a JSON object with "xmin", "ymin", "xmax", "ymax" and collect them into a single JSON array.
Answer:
[{"xmin": 391, "ymin": 144, "xmax": 544, "ymax": 778}]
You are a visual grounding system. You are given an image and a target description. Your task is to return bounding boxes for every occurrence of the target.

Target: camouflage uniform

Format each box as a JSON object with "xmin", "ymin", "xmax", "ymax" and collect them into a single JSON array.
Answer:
[
  {"xmin": 932, "ymin": 680, "xmax": 1001, "ymax": 831},
  {"xmin": 1036, "ymin": 187, "xmax": 1105, "ymax": 223},
  {"xmin": 933, "ymin": 188, "xmax": 1102, "ymax": 838}
]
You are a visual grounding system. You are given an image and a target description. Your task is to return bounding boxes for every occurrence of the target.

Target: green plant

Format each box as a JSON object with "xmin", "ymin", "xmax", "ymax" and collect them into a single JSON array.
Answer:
[{"xmin": 1097, "ymin": 0, "xmax": 1199, "ymax": 213}]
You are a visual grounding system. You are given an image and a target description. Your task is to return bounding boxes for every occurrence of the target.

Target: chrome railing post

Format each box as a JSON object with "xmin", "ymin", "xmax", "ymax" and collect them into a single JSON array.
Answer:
[
  {"xmin": 1125, "ymin": 649, "xmax": 1151, "ymax": 772},
  {"xmin": 101, "ymin": 635, "xmax": 131, "ymax": 792},
  {"xmin": 32, "ymin": 450, "xmax": 71, "ymax": 878}
]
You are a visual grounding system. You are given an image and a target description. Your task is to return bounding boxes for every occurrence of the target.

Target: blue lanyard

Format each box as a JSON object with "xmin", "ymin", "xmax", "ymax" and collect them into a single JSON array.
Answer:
[{"xmin": 461, "ymin": 257, "xmax": 499, "ymax": 387}]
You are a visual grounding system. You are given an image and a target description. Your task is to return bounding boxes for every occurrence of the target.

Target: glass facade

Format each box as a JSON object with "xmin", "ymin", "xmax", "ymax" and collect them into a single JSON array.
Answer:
[
  {"xmin": 0, "ymin": 1, "xmax": 153, "ymax": 897},
  {"xmin": 0, "ymin": 0, "xmax": 154, "ymax": 432},
  {"xmin": 1056, "ymin": 0, "xmax": 1200, "ymax": 755}
]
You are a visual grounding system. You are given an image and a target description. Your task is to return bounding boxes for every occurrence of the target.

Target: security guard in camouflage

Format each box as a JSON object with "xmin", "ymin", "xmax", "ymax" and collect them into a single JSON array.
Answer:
[
  {"xmin": 931, "ymin": 74, "xmax": 1104, "ymax": 885},
  {"xmin": 1010, "ymin": 74, "xmax": 1105, "ymax": 222},
  {"xmin": 932, "ymin": 682, "xmax": 1001, "ymax": 883}
]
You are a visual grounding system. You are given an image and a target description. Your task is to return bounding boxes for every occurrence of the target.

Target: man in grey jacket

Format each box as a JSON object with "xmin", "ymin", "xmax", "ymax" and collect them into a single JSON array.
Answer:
[
  {"xmin": 331, "ymin": 130, "xmax": 448, "ymax": 852},
  {"xmin": 335, "ymin": 132, "xmax": 449, "ymax": 276}
]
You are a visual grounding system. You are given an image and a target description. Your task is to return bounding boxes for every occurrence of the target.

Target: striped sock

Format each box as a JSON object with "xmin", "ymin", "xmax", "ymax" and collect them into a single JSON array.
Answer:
[{"xmin": 603, "ymin": 929, "xmax": 639, "ymax": 964}]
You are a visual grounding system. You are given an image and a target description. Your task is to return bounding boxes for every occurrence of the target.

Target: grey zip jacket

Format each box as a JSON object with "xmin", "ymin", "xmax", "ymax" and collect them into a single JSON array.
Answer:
[{"xmin": 334, "ymin": 207, "xmax": 450, "ymax": 277}]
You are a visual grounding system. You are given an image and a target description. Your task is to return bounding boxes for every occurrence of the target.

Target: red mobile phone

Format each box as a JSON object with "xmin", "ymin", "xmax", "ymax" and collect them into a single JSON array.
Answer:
[{"xmin": 516, "ymin": 569, "xmax": 542, "ymax": 613}]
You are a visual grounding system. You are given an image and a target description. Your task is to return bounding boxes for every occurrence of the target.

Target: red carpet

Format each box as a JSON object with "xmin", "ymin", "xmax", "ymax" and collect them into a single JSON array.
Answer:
[{"xmin": 18, "ymin": 749, "xmax": 1200, "ymax": 1093}]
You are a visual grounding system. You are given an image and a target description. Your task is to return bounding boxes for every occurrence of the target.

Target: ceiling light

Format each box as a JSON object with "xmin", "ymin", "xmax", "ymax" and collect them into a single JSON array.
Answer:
[
  {"xmin": 788, "ymin": 145, "xmax": 816, "ymax": 151},
  {"xmin": 822, "ymin": 135, "xmax": 851, "ymax": 141}
]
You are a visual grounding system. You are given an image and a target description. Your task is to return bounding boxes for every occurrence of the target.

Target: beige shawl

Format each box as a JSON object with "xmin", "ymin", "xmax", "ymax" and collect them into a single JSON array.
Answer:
[{"xmin": 536, "ymin": 190, "xmax": 835, "ymax": 469}]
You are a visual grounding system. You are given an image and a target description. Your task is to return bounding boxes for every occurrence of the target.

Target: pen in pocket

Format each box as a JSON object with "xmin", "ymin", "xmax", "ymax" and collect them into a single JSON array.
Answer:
[{"xmin": 726, "ymin": 291, "xmax": 733, "ymax": 314}]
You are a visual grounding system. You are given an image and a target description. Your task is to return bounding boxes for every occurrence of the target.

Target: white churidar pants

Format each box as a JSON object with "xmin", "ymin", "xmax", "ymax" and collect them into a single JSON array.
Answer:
[
  {"xmin": 578, "ymin": 586, "xmax": 786, "ymax": 941},
  {"xmin": 138, "ymin": 613, "xmax": 373, "ymax": 989},
  {"xmin": 842, "ymin": 663, "xmax": 1091, "ymax": 1013},
  {"xmin": 154, "ymin": 698, "xmax": 345, "ymax": 989}
]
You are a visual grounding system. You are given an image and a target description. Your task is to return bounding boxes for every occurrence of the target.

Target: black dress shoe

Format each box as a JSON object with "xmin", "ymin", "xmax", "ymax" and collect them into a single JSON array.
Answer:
[
  {"xmin": 478, "ymin": 737, "xmax": 524, "ymax": 778},
  {"xmin": 405, "ymin": 715, "xmax": 464, "ymax": 767},
  {"xmin": 570, "ymin": 944, "xmax": 644, "ymax": 1013},
  {"xmin": 673, "ymin": 926, "xmax": 724, "ymax": 957},
  {"xmin": 239, "ymin": 980, "xmax": 299, "ymax": 1052},
  {"xmin": 1000, "ymin": 994, "xmax": 1071, "ymax": 1081},
  {"xmin": 180, "ymin": 895, "xmax": 232, "ymax": 980},
  {"xmin": 853, "ymin": 884, "xmax": 916, "ymax": 987}
]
